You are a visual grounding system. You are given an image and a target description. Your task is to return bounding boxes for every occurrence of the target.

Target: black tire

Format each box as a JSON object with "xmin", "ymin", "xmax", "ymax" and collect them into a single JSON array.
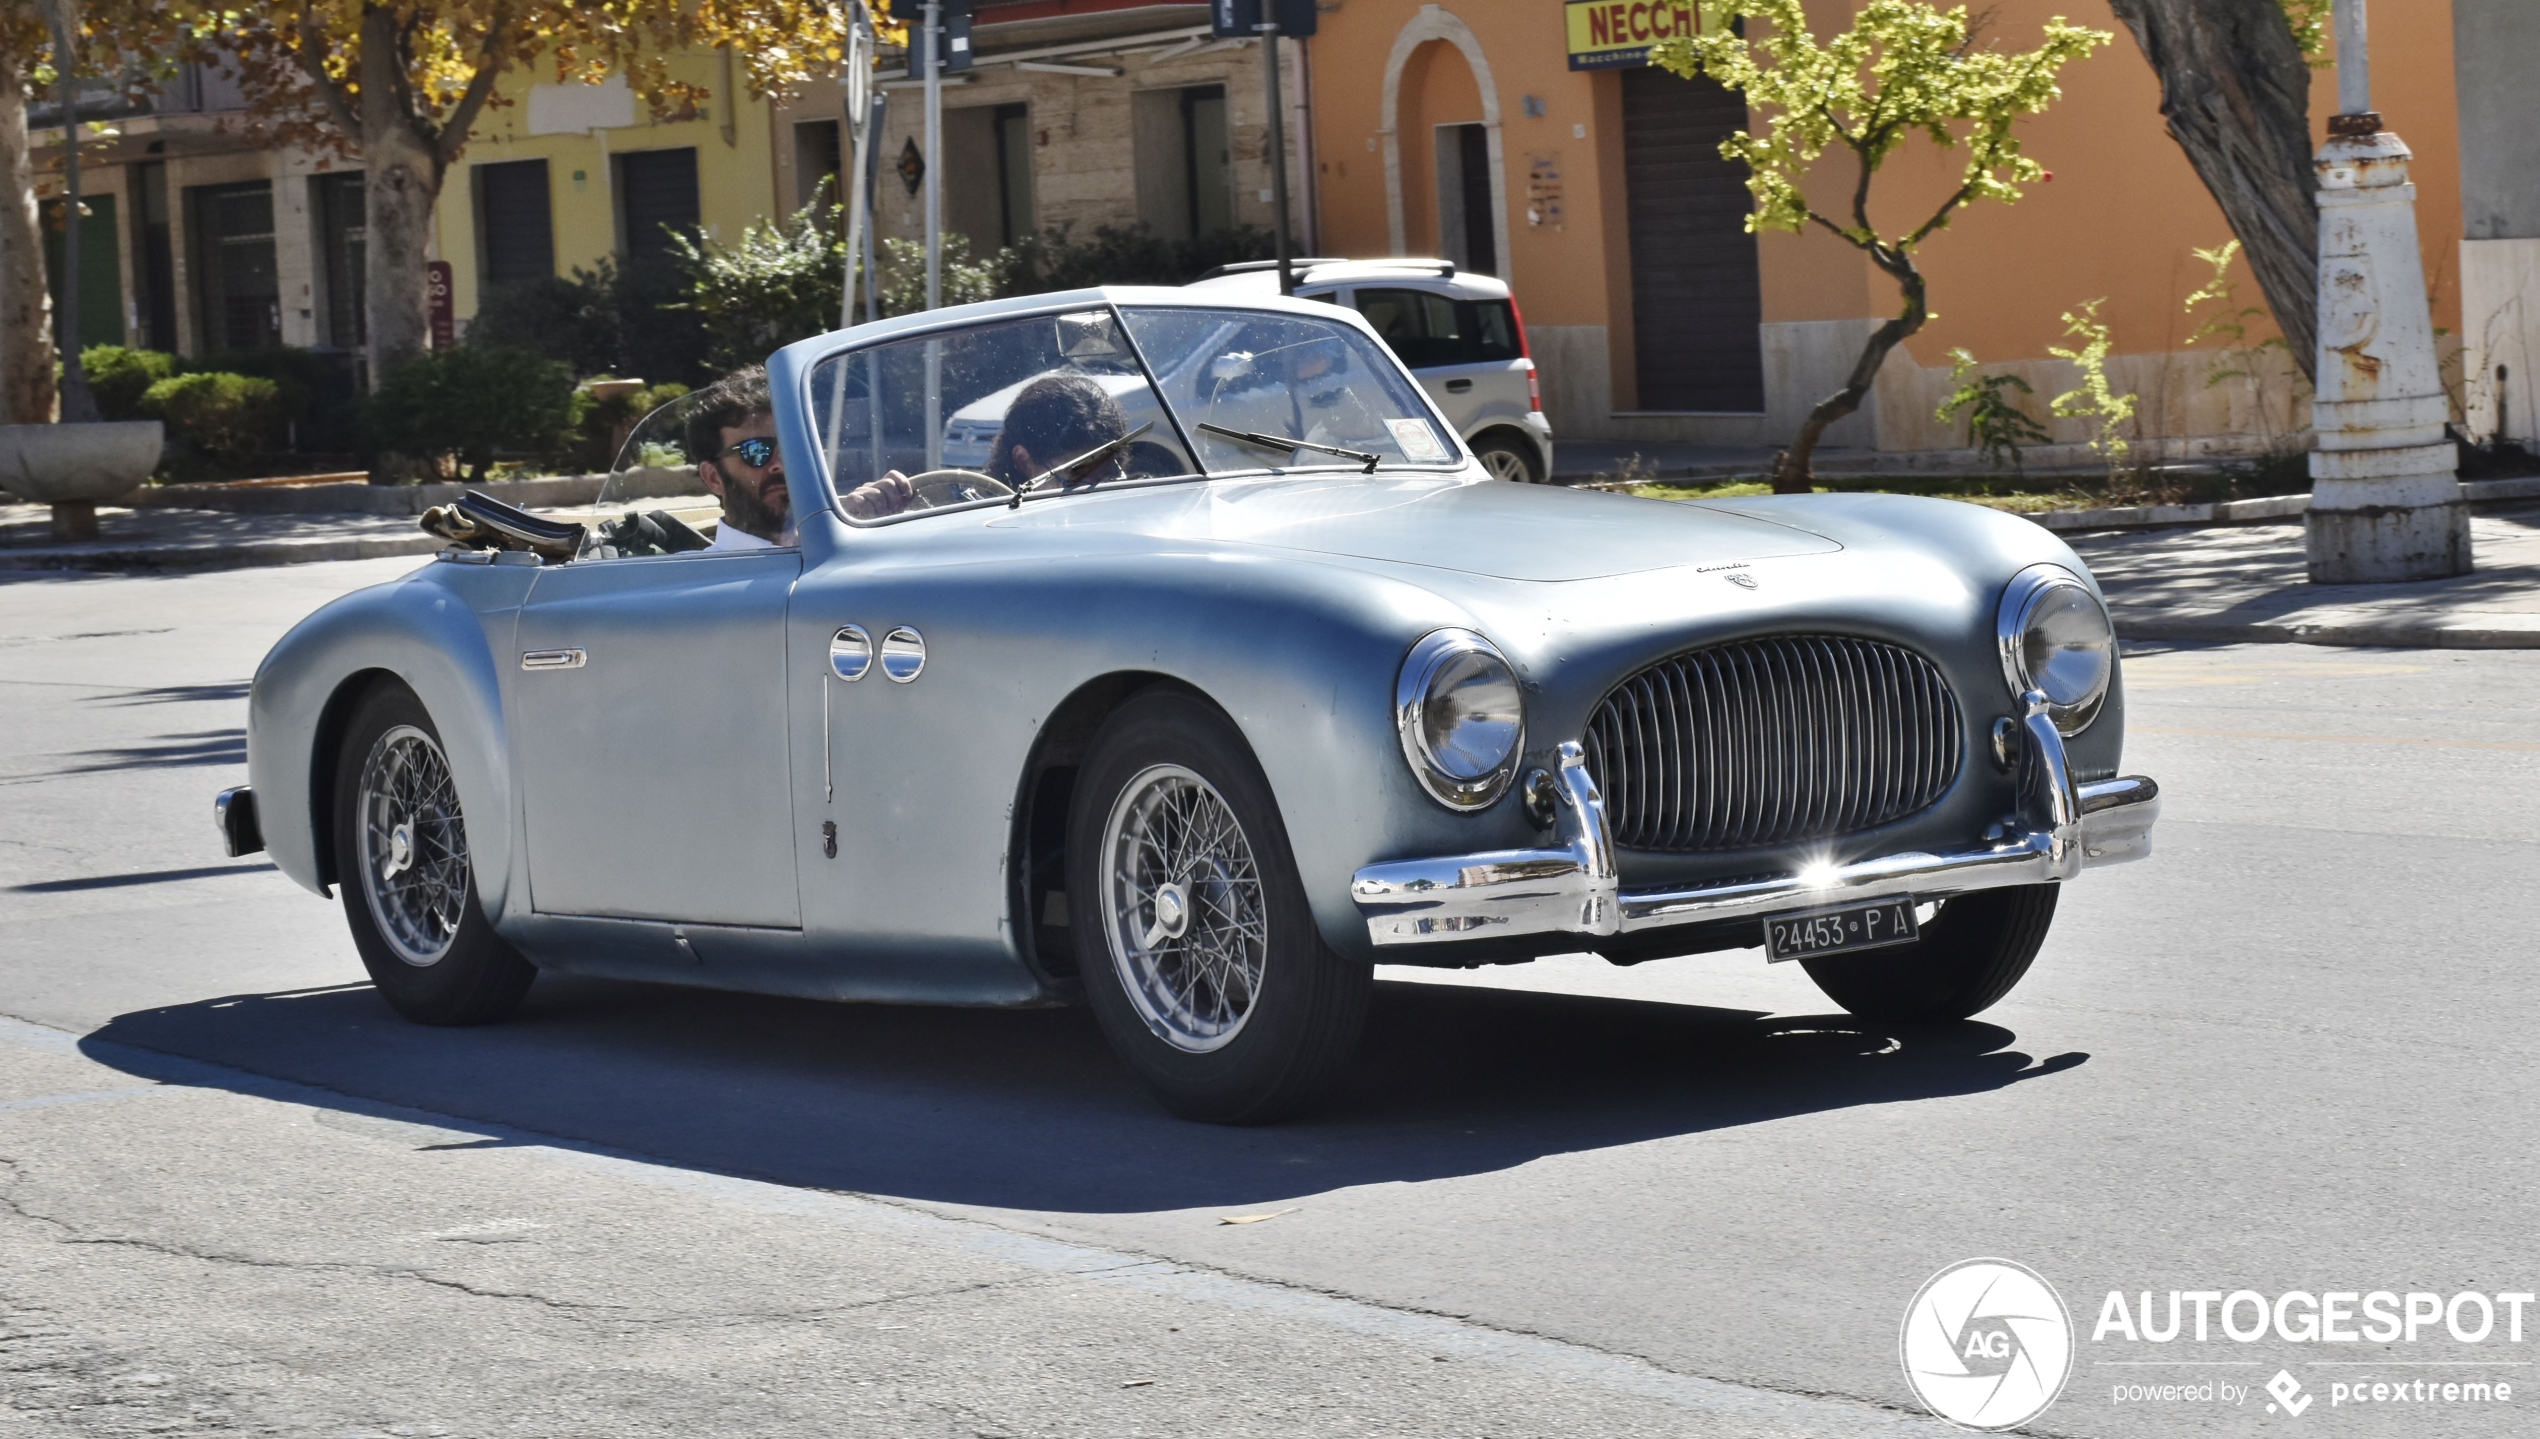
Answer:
[
  {"xmin": 1798, "ymin": 884, "xmax": 2059, "ymax": 1023},
  {"xmin": 1471, "ymin": 434, "xmax": 1545, "ymax": 484},
  {"xmin": 1067, "ymin": 691, "xmax": 1371, "ymax": 1123},
  {"xmin": 332, "ymin": 679, "xmax": 535, "ymax": 1026}
]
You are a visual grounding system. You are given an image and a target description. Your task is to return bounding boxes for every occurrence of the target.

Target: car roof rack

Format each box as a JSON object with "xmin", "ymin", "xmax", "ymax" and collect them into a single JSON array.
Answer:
[{"xmin": 1194, "ymin": 257, "xmax": 1458, "ymax": 282}]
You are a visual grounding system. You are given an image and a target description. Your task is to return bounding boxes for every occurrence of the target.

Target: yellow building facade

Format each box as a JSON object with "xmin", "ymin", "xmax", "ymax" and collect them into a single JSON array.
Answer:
[{"xmin": 432, "ymin": 54, "xmax": 781, "ymax": 330}]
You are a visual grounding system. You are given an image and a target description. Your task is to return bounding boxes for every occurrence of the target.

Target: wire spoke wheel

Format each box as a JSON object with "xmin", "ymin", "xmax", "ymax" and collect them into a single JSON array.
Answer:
[
  {"xmin": 355, "ymin": 724, "xmax": 470, "ymax": 968},
  {"xmin": 1101, "ymin": 763, "xmax": 1268, "ymax": 1053}
]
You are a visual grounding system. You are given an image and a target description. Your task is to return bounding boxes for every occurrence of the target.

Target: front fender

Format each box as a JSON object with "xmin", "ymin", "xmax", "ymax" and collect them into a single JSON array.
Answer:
[{"xmin": 246, "ymin": 558, "xmax": 533, "ymax": 916}]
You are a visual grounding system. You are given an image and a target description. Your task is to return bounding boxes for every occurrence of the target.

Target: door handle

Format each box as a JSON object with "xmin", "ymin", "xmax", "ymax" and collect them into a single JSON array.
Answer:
[
  {"xmin": 1445, "ymin": 379, "xmax": 1473, "ymax": 394},
  {"xmin": 520, "ymin": 648, "xmax": 586, "ymax": 671}
]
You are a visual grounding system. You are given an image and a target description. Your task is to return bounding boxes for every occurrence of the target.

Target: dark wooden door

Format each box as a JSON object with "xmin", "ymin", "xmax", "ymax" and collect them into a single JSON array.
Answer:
[{"xmin": 1621, "ymin": 66, "xmax": 1763, "ymax": 412}]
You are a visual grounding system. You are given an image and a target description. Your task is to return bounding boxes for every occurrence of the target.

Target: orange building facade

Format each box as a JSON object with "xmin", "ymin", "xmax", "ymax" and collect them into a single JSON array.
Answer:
[{"xmin": 1302, "ymin": 1, "xmax": 2509, "ymax": 459}]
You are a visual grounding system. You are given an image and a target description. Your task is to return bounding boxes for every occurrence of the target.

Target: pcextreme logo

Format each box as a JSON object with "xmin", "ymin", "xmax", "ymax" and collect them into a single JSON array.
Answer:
[{"xmin": 1901, "ymin": 1258, "xmax": 2075, "ymax": 1430}]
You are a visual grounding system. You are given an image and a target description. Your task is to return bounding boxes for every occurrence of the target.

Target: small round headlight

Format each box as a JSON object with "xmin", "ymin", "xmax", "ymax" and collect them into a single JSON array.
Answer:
[
  {"xmin": 1997, "ymin": 564, "xmax": 2115, "ymax": 734},
  {"xmin": 1396, "ymin": 629, "xmax": 1525, "ymax": 809}
]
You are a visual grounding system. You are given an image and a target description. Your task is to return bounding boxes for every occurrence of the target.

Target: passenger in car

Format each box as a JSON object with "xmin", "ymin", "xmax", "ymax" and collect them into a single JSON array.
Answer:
[
  {"xmin": 688, "ymin": 366, "xmax": 796, "ymax": 549},
  {"xmin": 840, "ymin": 372, "xmax": 1135, "ymax": 521},
  {"xmin": 984, "ymin": 374, "xmax": 1131, "ymax": 490}
]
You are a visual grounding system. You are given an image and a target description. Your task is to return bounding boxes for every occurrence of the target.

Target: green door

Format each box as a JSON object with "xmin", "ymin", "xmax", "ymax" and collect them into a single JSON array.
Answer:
[{"xmin": 41, "ymin": 193, "xmax": 123, "ymax": 351}]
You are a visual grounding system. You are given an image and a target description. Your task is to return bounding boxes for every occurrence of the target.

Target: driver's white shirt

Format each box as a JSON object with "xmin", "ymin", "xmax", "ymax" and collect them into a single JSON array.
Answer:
[{"xmin": 707, "ymin": 521, "xmax": 794, "ymax": 552}]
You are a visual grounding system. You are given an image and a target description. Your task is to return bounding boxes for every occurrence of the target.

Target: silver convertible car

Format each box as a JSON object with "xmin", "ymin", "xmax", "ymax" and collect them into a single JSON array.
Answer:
[{"xmin": 216, "ymin": 288, "xmax": 2157, "ymax": 1122}]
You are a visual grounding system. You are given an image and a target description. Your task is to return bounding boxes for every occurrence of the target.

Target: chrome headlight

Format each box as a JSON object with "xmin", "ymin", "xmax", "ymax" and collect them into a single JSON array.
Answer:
[
  {"xmin": 1396, "ymin": 629, "xmax": 1525, "ymax": 809},
  {"xmin": 1997, "ymin": 564, "xmax": 2115, "ymax": 734}
]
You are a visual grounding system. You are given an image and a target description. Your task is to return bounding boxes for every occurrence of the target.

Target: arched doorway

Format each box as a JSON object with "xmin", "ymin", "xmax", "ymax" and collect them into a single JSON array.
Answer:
[{"xmin": 1381, "ymin": 6, "xmax": 1510, "ymax": 278}]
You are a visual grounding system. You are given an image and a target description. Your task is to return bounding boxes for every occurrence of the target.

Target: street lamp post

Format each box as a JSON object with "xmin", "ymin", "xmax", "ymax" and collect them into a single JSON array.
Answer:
[
  {"xmin": 2304, "ymin": 0, "xmax": 2471, "ymax": 583},
  {"xmin": 1259, "ymin": 18, "xmax": 1292, "ymax": 297}
]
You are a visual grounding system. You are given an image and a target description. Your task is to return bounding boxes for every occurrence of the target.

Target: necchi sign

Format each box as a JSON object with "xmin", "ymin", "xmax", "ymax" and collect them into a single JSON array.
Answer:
[{"xmin": 1562, "ymin": 0, "xmax": 1719, "ymax": 70}]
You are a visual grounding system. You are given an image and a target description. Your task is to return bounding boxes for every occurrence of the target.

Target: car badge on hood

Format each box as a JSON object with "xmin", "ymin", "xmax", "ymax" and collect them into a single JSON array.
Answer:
[{"xmin": 1725, "ymin": 572, "xmax": 1759, "ymax": 590}]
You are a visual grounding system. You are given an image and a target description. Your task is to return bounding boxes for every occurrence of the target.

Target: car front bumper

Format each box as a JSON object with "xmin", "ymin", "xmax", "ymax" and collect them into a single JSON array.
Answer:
[{"xmin": 1349, "ymin": 691, "xmax": 2159, "ymax": 947}]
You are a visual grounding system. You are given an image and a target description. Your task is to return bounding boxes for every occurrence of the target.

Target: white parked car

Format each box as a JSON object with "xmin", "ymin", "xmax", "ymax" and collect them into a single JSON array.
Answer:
[{"xmin": 1189, "ymin": 259, "xmax": 1555, "ymax": 484}]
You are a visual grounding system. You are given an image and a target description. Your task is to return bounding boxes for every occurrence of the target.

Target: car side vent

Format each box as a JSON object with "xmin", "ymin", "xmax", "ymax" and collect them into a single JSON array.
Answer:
[{"xmin": 1583, "ymin": 634, "xmax": 1963, "ymax": 853}]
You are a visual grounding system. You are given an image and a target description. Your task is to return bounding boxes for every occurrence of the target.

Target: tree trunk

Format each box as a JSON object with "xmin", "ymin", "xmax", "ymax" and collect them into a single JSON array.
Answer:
[
  {"xmin": 1773, "ymin": 256, "xmax": 1927, "ymax": 493},
  {"xmin": 2105, "ymin": 0, "xmax": 2317, "ymax": 385},
  {"xmin": 0, "ymin": 62, "xmax": 56, "ymax": 425},
  {"xmin": 360, "ymin": 7, "xmax": 442, "ymax": 481}
]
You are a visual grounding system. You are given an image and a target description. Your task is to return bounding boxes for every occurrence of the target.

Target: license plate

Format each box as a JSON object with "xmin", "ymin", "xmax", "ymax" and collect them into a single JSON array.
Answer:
[{"xmin": 1764, "ymin": 896, "xmax": 1920, "ymax": 962}]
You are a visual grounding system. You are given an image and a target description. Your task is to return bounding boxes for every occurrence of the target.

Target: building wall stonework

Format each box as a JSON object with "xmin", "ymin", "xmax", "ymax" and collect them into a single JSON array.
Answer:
[{"xmin": 842, "ymin": 40, "xmax": 1294, "ymax": 260}]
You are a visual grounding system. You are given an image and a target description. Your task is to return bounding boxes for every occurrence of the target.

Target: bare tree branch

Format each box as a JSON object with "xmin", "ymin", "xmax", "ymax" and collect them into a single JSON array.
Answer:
[
  {"xmin": 433, "ymin": 5, "xmax": 513, "ymax": 164},
  {"xmin": 291, "ymin": 17, "xmax": 359, "ymax": 138}
]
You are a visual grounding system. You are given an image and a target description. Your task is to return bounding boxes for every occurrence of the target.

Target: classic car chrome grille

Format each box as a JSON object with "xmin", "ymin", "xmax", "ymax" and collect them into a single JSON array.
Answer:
[{"xmin": 1582, "ymin": 635, "xmax": 1964, "ymax": 853}]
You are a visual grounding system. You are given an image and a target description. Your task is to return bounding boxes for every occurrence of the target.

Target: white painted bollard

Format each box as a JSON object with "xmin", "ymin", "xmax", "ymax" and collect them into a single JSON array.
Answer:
[{"xmin": 2304, "ymin": 116, "xmax": 2472, "ymax": 583}]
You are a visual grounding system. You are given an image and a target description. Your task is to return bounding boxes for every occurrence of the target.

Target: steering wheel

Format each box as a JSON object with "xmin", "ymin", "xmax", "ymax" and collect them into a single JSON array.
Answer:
[{"xmin": 905, "ymin": 468, "xmax": 1013, "ymax": 507}]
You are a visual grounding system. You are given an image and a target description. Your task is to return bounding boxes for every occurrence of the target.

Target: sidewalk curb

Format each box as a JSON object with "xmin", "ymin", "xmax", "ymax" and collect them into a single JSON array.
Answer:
[
  {"xmin": 1588, "ymin": 472, "xmax": 2540, "ymax": 533},
  {"xmin": 2118, "ymin": 616, "xmax": 2540, "ymax": 650},
  {"xmin": 0, "ymin": 532, "xmax": 446, "ymax": 572},
  {"xmin": 123, "ymin": 467, "xmax": 709, "ymax": 517}
]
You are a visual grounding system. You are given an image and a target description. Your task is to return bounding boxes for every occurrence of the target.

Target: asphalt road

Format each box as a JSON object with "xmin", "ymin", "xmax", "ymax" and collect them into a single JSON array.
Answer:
[{"xmin": 3, "ymin": 557, "xmax": 2535, "ymax": 1438}]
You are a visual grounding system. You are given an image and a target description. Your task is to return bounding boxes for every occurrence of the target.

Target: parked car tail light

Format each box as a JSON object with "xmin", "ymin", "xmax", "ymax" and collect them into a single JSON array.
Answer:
[
  {"xmin": 1527, "ymin": 363, "xmax": 1541, "ymax": 413},
  {"xmin": 1396, "ymin": 629, "xmax": 1525, "ymax": 810},
  {"xmin": 1507, "ymin": 295, "xmax": 1532, "ymax": 359},
  {"xmin": 1997, "ymin": 564, "xmax": 2115, "ymax": 735}
]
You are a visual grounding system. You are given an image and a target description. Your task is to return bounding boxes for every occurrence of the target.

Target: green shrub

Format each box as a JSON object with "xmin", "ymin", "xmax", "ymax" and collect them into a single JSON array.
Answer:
[
  {"xmin": 363, "ymin": 346, "xmax": 576, "ymax": 483},
  {"xmin": 879, "ymin": 233, "xmax": 1007, "ymax": 318},
  {"xmin": 554, "ymin": 378, "xmax": 692, "ymax": 474},
  {"xmin": 469, "ymin": 269, "xmax": 626, "ymax": 380},
  {"xmin": 672, "ymin": 187, "xmax": 848, "ymax": 374},
  {"xmin": 82, "ymin": 346, "xmax": 179, "ymax": 422},
  {"xmin": 192, "ymin": 345, "xmax": 331, "ymax": 447},
  {"xmin": 470, "ymin": 257, "xmax": 711, "ymax": 389},
  {"xmin": 140, "ymin": 372, "xmax": 289, "ymax": 470},
  {"xmin": 999, "ymin": 222, "xmax": 1284, "ymax": 297}
]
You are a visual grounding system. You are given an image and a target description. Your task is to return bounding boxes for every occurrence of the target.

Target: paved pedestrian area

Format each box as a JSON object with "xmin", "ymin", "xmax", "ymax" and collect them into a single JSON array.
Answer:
[
  {"xmin": 12, "ymin": 492, "xmax": 2540, "ymax": 649},
  {"xmin": 2069, "ymin": 502, "xmax": 2540, "ymax": 647},
  {"xmin": 1, "ymin": 494, "xmax": 719, "ymax": 571},
  {"xmin": 0, "ymin": 502, "xmax": 442, "ymax": 570}
]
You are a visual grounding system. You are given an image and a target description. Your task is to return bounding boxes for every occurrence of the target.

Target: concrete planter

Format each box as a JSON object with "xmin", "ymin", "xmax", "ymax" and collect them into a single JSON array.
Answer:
[{"xmin": 0, "ymin": 421, "xmax": 166, "ymax": 540}]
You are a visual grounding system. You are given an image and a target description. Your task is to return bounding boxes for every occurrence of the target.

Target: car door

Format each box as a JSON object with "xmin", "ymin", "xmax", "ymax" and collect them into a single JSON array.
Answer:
[
  {"xmin": 512, "ymin": 548, "xmax": 803, "ymax": 928},
  {"xmin": 1351, "ymin": 286, "xmax": 1529, "ymax": 439}
]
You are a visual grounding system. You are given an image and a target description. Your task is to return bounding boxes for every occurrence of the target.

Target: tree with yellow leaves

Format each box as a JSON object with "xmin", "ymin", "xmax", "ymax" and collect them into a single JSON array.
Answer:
[
  {"xmin": 0, "ymin": 0, "xmax": 182, "ymax": 423},
  {"xmin": 180, "ymin": 2, "xmax": 858, "ymax": 412},
  {"xmin": 1653, "ymin": 2, "xmax": 2108, "ymax": 492}
]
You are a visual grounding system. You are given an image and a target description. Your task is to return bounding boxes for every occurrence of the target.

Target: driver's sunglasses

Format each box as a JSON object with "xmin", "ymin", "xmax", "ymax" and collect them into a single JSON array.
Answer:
[{"xmin": 718, "ymin": 436, "xmax": 779, "ymax": 469}]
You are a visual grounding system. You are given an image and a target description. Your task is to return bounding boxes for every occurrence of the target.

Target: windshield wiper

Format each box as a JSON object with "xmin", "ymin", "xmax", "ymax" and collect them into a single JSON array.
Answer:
[
  {"xmin": 1009, "ymin": 421, "xmax": 1155, "ymax": 508},
  {"xmin": 1196, "ymin": 421, "xmax": 1380, "ymax": 474}
]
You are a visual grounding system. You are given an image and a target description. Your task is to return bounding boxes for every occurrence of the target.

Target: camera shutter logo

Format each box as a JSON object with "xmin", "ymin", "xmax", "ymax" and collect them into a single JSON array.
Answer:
[{"xmin": 1901, "ymin": 1258, "xmax": 2074, "ymax": 1429}]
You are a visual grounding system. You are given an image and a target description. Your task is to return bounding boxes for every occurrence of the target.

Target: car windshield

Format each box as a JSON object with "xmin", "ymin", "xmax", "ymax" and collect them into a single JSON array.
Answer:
[
  {"xmin": 806, "ymin": 303, "xmax": 1456, "ymax": 525},
  {"xmin": 1118, "ymin": 306, "xmax": 1454, "ymax": 474}
]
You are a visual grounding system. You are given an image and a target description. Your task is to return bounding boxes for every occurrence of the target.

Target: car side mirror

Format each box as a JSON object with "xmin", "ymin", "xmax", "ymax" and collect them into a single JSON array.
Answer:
[{"xmin": 1056, "ymin": 311, "xmax": 1123, "ymax": 360}]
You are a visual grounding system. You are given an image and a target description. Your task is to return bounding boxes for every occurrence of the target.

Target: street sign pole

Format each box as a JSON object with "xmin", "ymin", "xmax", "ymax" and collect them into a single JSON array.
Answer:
[
  {"xmin": 839, "ymin": 0, "xmax": 876, "ymax": 331},
  {"xmin": 923, "ymin": 0, "xmax": 943, "ymax": 314},
  {"xmin": 922, "ymin": 0, "xmax": 943, "ymax": 468}
]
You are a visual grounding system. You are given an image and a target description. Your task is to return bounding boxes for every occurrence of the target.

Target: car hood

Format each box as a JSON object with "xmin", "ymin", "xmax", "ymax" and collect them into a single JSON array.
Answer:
[{"xmin": 984, "ymin": 473, "xmax": 1839, "ymax": 581}]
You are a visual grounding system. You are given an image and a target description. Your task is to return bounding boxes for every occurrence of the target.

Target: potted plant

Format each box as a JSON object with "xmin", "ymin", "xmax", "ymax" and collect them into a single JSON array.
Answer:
[{"xmin": 0, "ymin": 0, "xmax": 160, "ymax": 540}]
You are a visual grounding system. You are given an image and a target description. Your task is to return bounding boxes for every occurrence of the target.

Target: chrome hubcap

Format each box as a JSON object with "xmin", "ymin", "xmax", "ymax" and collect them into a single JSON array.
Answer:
[
  {"xmin": 1150, "ymin": 882, "xmax": 1190, "ymax": 941},
  {"xmin": 356, "ymin": 724, "xmax": 469, "ymax": 967},
  {"xmin": 1482, "ymin": 449, "xmax": 1531, "ymax": 482},
  {"xmin": 1102, "ymin": 764, "xmax": 1267, "ymax": 1053}
]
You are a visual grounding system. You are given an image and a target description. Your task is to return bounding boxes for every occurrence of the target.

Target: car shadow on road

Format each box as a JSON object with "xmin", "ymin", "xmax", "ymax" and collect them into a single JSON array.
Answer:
[{"xmin": 77, "ymin": 973, "xmax": 2085, "ymax": 1214}]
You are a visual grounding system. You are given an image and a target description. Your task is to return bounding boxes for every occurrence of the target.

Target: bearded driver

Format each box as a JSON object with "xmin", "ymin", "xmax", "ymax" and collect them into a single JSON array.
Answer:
[{"xmin": 688, "ymin": 366, "xmax": 795, "ymax": 549}]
